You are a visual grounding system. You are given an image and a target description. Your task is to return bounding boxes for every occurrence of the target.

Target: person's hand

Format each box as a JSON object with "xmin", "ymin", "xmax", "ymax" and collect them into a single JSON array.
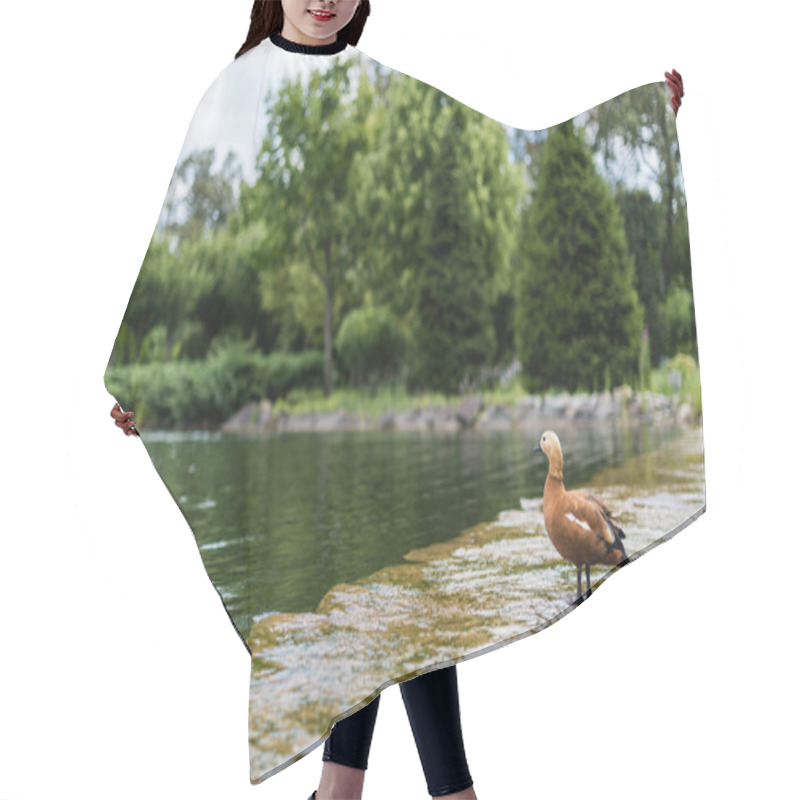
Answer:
[
  {"xmin": 665, "ymin": 68, "xmax": 684, "ymax": 116},
  {"xmin": 111, "ymin": 402, "xmax": 140, "ymax": 436}
]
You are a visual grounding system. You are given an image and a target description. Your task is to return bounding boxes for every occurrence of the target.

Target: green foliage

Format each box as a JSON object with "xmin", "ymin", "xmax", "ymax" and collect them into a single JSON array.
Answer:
[
  {"xmin": 261, "ymin": 349, "xmax": 325, "ymax": 401},
  {"xmin": 335, "ymin": 306, "xmax": 407, "ymax": 388},
  {"xmin": 189, "ymin": 224, "xmax": 273, "ymax": 355},
  {"xmin": 663, "ymin": 280, "xmax": 698, "ymax": 359},
  {"xmin": 406, "ymin": 103, "xmax": 499, "ymax": 394},
  {"xmin": 585, "ymin": 81, "xmax": 698, "ymax": 360},
  {"xmin": 648, "ymin": 353, "xmax": 702, "ymax": 418},
  {"xmin": 138, "ymin": 323, "xmax": 171, "ymax": 363},
  {"xmin": 107, "ymin": 233, "xmax": 210, "ymax": 366},
  {"xmin": 162, "ymin": 148, "xmax": 241, "ymax": 244},
  {"xmin": 107, "ymin": 58, "xmax": 699, "ymax": 417},
  {"xmin": 104, "ymin": 344, "xmax": 324, "ymax": 429},
  {"xmin": 515, "ymin": 119, "xmax": 644, "ymax": 393},
  {"xmin": 639, "ymin": 327, "xmax": 652, "ymax": 392},
  {"xmin": 492, "ymin": 291, "xmax": 516, "ymax": 365},
  {"xmin": 615, "ymin": 187, "xmax": 667, "ymax": 365},
  {"xmin": 349, "ymin": 67, "xmax": 522, "ymax": 392},
  {"xmin": 240, "ymin": 59, "xmax": 376, "ymax": 394}
]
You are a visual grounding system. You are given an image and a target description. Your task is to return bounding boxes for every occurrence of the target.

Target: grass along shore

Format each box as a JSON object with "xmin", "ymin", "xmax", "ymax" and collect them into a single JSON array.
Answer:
[{"xmin": 271, "ymin": 361, "xmax": 702, "ymax": 422}]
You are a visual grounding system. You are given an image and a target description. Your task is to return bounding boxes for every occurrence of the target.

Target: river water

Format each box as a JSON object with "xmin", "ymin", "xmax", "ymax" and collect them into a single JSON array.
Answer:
[{"xmin": 139, "ymin": 421, "xmax": 691, "ymax": 641}]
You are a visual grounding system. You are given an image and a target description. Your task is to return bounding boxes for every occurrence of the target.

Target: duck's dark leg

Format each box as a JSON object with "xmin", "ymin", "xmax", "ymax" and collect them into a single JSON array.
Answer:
[
  {"xmin": 585, "ymin": 565, "xmax": 592, "ymax": 597},
  {"xmin": 576, "ymin": 564, "xmax": 582, "ymax": 601}
]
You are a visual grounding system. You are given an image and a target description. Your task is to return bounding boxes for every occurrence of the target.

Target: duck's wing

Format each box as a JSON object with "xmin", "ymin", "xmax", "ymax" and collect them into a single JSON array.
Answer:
[
  {"xmin": 579, "ymin": 491, "xmax": 628, "ymax": 560},
  {"xmin": 580, "ymin": 492, "xmax": 625, "ymax": 538},
  {"xmin": 556, "ymin": 492, "xmax": 617, "ymax": 558}
]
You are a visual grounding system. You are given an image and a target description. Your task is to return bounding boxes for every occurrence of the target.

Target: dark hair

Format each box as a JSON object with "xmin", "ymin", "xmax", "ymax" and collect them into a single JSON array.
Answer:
[{"xmin": 236, "ymin": 1, "xmax": 371, "ymax": 59}]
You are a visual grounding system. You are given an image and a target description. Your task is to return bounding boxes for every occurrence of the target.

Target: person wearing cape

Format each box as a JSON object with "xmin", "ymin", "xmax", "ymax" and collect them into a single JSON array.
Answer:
[{"xmin": 106, "ymin": 1, "xmax": 699, "ymax": 794}]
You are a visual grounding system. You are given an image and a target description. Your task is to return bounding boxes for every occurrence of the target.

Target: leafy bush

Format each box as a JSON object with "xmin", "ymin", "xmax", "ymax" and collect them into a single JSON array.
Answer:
[
  {"xmin": 335, "ymin": 306, "xmax": 407, "ymax": 389},
  {"xmin": 104, "ymin": 345, "xmax": 324, "ymax": 429},
  {"xmin": 648, "ymin": 352, "xmax": 702, "ymax": 419},
  {"xmin": 664, "ymin": 282, "xmax": 697, "ymax": 358}
]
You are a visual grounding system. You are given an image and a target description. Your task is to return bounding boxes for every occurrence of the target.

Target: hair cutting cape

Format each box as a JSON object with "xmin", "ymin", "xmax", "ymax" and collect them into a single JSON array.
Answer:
[{"xmin": 104, "ymin": 31, "xmax": 705, "ymax": 784}]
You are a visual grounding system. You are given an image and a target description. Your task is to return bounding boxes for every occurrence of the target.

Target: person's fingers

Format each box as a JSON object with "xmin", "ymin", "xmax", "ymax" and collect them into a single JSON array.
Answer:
[
  {"xmin": 112, "ymin": 406, "xmax": 138, "ymax": 435},
  {"xmin": 664, "ymin": 70, "xmax": 683, "ymax": 116},
  {"xmin": 665, "ymin": 69, "xmax": 684, "ymax": 97},
  {"xmin": 111, "ymin": 405, "xmax": 130, "ymax": 424}
]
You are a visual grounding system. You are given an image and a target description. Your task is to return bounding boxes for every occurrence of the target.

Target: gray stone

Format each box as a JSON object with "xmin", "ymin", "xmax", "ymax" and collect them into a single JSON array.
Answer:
[
  {"xmin": 220, "ymin": 400, "xmax": 259, "ymax": 433},
  {"xmin": 219, "ymin": 384, "xmax": 689, "ymax": 435},
  {"xmin": 395, "ymin": 407, "xmax": 422, "ymax": 428},
  {"xmin": 677, "ymin": 402, "xmax": 694, "ymax": 425},
  {"xmin": 456, "ymin": 394, "xmax": 484, "ymax": 427},
  {"xmin": 377, "ymin": 410, "xmax": 395, "ymax": 430},
  {"xmin": 543, "ymin": 392, "xmax": 571, "ymax": 416},
  {"xmin": 257, "ymin": 399, "xmax": 273, "ymax": 425},
  {"xmin": 479, "ymin": 403, "xmax": 512, "ymax": 430},
  {"xmin": 566, "ymin": 392, "xmax": 592, "ymax": 420}
]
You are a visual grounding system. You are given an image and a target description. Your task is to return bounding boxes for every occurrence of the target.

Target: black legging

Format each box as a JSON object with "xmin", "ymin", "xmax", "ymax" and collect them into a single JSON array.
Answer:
[{"xmin": 323, "ymin": 664, "xmax": 473, "ymax": 797}]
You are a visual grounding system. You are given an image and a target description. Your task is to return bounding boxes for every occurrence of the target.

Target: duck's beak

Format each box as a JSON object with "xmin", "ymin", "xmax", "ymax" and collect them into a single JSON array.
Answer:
[{"xmin": 533, "ymin": 444, "xmax": 542, "ymax": 453}]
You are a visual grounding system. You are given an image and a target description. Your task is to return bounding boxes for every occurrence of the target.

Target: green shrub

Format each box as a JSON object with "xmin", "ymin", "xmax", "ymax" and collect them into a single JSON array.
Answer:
[
  {"xmin": 257, "ymin": 349, "xmax": 324, "ymax": 401},
  {"xmin": 664, "ymin": 282, "xmax": 696, "ymax": 358},
  {"xmin": 648, "ymin": 352, "xmax": 702, "ymax": 419},
  {"xmin": 335, "ymin": 306, "xmax": 407, "ymax": 389},
  {"xmin": 104, "ymin": 345, "xmax": 324, "ymax": 429}
]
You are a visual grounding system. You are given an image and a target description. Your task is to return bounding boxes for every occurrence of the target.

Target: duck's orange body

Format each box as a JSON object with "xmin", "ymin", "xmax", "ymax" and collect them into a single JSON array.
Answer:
[{"xmin": 534, "ymin": 430, "xmax": 627, "ymax": 599}]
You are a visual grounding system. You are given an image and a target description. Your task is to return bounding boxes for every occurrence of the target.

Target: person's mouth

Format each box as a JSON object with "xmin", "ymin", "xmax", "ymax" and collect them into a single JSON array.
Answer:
[{"xmin": 308, "ymin": 9, "xmax": 335, "ymax": 21}]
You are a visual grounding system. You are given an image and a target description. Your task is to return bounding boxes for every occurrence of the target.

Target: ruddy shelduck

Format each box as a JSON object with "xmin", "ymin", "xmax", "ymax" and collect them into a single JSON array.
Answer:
[{"xmin": 533, "ymin": 430, "xmax": 628, "ymax": 600}]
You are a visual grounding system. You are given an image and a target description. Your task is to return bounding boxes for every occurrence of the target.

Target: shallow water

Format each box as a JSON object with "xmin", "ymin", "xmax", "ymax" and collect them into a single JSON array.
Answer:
[{"xmin": 140, "ymin": 421, "xmax": 692, "ymax": 642}]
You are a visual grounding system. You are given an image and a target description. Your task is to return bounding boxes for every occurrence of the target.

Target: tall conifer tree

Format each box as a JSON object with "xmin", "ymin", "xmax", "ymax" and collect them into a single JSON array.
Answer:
[
  {"xmin": 409, "ymin": 103, "xmax": 496, "ymax": 394},
  {"xmin": 515, "ymin": 119, "xmax": 643, "ymax": 392}
]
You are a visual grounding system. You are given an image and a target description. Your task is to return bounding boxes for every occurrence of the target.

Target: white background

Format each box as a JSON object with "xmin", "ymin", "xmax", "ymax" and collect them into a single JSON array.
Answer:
[{"xmin": 1, "ymin": 1, "xmax": 795, "ymax": 798}]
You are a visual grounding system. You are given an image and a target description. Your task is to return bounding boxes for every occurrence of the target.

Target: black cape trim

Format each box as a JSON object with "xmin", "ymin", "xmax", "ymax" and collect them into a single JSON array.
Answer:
[{"xmin": 269, "ymin": 31, "xmax": 348, "ymax": 55}]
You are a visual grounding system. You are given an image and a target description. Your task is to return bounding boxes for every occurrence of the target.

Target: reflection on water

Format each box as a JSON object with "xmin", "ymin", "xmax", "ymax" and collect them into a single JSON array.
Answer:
[{"xmin": 141, "ymin": 423, "xmax": 686, "ymax": 639}]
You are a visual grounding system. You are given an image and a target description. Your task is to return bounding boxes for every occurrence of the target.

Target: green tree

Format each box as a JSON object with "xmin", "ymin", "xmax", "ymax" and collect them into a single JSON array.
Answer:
[
  {"xmin": 515, "ymin": 119, "xmax": 644, "ymax": 392},
  {"xmin": 162, "ymin": 148, "xmax": 241, "ymax": 245},
  {"xmin": 178, "ymin": 224, "xmax": 270, "ymax": 357},
  {"xmin": 663, "ymin": 279, "xmax": 697, "ymax": 359},
  {"xmin": 240, "ymin": 59, "xmax": 374, "ymax": 396},
  {"xmin": 108, "ymin": 233, "xmax": 208, "ymax": 365},
  {"xmin": 584, "ymin": 82, "xmax": 685, "ymax": 294},
  {"xmin": 408, "ymin": 102, "xmax": 497, "ymax": 393},
  {"xmin": 615, "ymin": 187, "xmax": 666, "ymax": 365},
  {"xmin": 349, "ymin": 69, "xmax": 522, "ymax": 392}
]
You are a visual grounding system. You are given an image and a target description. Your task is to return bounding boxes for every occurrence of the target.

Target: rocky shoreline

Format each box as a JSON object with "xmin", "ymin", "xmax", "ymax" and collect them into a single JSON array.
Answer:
[{"xmin": 222, "ymin": 387, "xmax": 698, "ymax": 434}]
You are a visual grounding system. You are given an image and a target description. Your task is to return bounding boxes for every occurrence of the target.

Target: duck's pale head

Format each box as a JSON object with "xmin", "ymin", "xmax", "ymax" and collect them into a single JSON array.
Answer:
[
  {"xmin": 533, "ymin": 429, "xmax": 561, "ymax": 458},
  {"xmin": 533, "ymin": 430, "xmax": 564, "ymax": 478}
]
